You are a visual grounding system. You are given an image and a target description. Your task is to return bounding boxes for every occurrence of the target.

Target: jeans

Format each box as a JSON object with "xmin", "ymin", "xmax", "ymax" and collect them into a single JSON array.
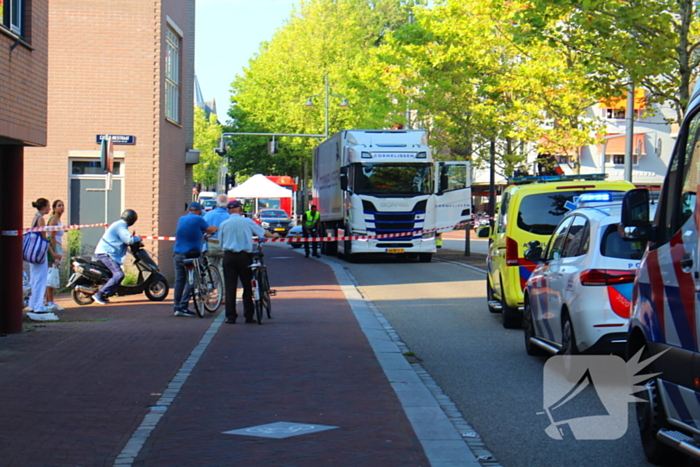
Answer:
[
  {"xmin": 173, "ymin": 254, "xmax": 192, "ymax": 310},
  {"xmin": 96, "ymin": 254, "xmax": 124, "ymax": 298}
]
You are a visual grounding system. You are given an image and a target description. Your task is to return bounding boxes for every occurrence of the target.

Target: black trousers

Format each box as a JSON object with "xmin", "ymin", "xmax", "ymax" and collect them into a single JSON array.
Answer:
[
  {"xmin": 304, "ymin": 228, "xmax": 318, "ymax": 256},
  {"xmin": 223, "ymin": 251, "xmax": 254, "ymax": 321}
]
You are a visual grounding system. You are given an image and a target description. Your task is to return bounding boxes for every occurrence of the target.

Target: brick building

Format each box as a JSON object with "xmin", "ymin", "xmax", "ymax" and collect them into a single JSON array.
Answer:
[
  {"xmin": 0, "ymin": 0, "xmax": 50, "ymax": 333},
  {"xmin": 24, "ymin": 0, "xmax": 198, "ymax": 283}
]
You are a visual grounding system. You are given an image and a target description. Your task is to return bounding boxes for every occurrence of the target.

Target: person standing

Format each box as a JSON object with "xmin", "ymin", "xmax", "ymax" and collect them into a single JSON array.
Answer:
[
  {"xmin": 203, "ymin": 194, "xmax": 230, "ymax": 278},
  {"xmin": 302, "ymin": 204, "xmax": 321, "ymax": 258},
  {"xmin": 93, "ymin": 210, "xmax": 141, "ymax": 305},
  {"xmin": 45, "ymin": 199, "xmax": 66, "ymax": 312},
  {"xmin": 219, "ymin": 200, "xmax": 279, "ymax": 324},
  {"xmin": 27, "ymin": 198, "xmax": 59, "ymax": 321},
  {"xmin": 172, "ymin": 202, "xmax": 217, "ymax": 317}
]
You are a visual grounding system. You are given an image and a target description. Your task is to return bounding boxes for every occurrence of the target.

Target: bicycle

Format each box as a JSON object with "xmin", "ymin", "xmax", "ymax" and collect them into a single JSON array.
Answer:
[
  {"xmin": 249, "ymin": 239, "xmax": 275, "ymax": 324},
  {"xmin": 183, "ymin": 252, "xmax": 223, "ymax": 318}
]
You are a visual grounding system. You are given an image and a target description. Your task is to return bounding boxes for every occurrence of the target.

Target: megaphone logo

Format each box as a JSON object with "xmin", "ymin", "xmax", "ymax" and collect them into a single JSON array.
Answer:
[{"xmin": 540, "ymin": 348, "xmax": 665, "ymax": 440}]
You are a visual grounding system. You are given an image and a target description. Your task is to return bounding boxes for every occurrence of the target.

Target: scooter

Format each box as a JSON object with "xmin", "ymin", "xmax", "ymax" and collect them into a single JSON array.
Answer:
[{"xmin": 66, "ymin": 240, "xmax": 169, "ymax": 305}]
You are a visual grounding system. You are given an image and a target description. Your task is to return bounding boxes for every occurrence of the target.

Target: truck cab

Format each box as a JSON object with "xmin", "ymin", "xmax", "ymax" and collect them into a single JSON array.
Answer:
[{"xmin": 314, "ymin": 130, "xmax": 471, "ymax": 262}]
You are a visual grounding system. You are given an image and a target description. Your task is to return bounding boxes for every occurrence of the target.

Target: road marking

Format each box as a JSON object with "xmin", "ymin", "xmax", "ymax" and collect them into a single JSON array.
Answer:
[
  {"xmin": 324, "ymin": 259, "xmax": 497, "ymax": 466},
  {"xmin": 113, "ymin": 312, "xmax": 225, "ymax": 466}
]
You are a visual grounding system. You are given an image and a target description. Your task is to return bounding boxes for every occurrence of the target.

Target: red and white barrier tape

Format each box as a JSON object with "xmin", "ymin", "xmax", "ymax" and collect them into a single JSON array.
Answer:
[
  {"xmin": 2, "ymin": 223, "xmax": 108, "ymax": 236},
  {"xmin": 3, "ymin": 218, "xmax": 490, "ymax": 242}
]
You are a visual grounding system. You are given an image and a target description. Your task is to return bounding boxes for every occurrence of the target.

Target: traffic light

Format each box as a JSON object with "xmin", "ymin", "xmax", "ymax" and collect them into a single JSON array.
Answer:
[
  {"xmin": 214, "ymin": 145, "xmax": 227, "ymax": 157},
  {"xmin": 268, "ymin": 139, "xmax": 278, "ymax": 155},
  {"xmin": 225, "ymin": 174, "xmax": 234, "ymax": 190}
]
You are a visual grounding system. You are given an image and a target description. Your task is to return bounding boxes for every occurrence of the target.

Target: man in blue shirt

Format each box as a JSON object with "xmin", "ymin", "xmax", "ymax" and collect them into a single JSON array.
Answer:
[
  {"xmin": 94, "ymin": 209, "xmax": 141, "ymax": 305},
  {"xmin": 219, "ymin": 200, "xmax": 279, "ymax": 324},
  {"xmin": 173, "ymin": 202, "xmax": 217, "ymax": 316},
  {"xmin": 203, "ymin": 194, "xmax": 230, "ymax": 278}
]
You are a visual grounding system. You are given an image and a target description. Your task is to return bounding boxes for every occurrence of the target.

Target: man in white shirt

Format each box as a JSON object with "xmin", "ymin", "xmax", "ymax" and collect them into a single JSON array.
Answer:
[{"xmin": 219, "ymin": 200, "xmax": 279, "ymax": 324}]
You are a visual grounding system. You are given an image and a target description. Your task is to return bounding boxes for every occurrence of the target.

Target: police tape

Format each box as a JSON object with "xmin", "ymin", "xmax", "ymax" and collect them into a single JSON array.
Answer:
[
  {"xmin": 2, "ymin": 218, "xmax": 490, "ymax": 241},
  {"xmin": 1, "ymin": 223, "xmax": 108, "ymax": 236},
  {"xmin": 142, "ymin": 221, "xmax": 481, "ymax": 243}
]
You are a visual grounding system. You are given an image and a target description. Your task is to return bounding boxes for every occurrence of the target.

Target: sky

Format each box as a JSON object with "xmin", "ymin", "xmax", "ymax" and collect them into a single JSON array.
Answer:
[{"xmin": 195, "ymin": 0, "xmax": 298, "ymax": 124}]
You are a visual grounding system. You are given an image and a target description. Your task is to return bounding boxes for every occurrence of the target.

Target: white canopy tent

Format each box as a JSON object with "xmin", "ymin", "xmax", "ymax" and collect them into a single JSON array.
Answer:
[{"xmin": 227, "ymin": 174, "xmax": 295, "ymax": 216}]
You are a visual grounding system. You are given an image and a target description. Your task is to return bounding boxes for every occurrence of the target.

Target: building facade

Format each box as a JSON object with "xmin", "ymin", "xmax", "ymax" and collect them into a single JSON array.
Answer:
[
  {"xmin": 0, "ymin": 0, "xmax": 50, "ymax": 333},
  {"xmin": 25, "ymin": 0, "xmax": 198, "ymax": 281}
]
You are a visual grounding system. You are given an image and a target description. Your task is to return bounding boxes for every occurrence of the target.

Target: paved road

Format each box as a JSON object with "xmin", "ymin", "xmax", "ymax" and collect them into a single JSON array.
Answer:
[{"xmin": 322, "ymin": 250, "xmax": 697, "ymax": 467}]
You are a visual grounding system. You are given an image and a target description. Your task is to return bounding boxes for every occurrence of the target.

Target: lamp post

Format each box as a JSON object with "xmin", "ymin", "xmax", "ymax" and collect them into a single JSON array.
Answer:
[{"xmin": 305, "ymin": 72, "xmax": 349, "ymax": 139}]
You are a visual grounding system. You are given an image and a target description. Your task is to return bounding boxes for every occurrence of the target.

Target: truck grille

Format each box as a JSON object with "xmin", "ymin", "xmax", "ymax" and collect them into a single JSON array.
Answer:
[{"xmin": 362, "ymin": 200, "xmax": 427, "ymax": 240}]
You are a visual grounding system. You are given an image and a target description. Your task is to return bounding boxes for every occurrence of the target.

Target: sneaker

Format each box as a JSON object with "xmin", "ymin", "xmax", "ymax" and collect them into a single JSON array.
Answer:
[
  {"xmin": 27, "ymin": 311, "xmax": 59, "ymax": 322},
  {"xmin": 174, "ymin": 308, "xmax": 196, "ymax": 317},
  {"xmin": 46, "ymin": 302, "xmax": 65, "ymax": 312},
  {"xmin": 93, "ymin": 294, "xmax": 108, "ymax": 305}
]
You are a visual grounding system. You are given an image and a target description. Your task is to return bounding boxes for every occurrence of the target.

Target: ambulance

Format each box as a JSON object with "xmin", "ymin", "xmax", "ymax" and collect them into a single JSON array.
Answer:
[{"xmin": 620, "ymin": 83, "xmax": 700, "ymax": 464}]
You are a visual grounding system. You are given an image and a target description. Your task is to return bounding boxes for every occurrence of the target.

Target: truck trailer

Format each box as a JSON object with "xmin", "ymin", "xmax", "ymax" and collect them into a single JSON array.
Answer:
[{"xmin": 312, "ymin": 129, "xmax": 471, "ymax": 262}]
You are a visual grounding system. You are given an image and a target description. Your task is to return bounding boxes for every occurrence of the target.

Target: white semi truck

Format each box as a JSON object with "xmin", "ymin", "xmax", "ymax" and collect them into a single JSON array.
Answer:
[{"xmin": 312, "ymin": 129, "xmax": 471, "ymax": 262}]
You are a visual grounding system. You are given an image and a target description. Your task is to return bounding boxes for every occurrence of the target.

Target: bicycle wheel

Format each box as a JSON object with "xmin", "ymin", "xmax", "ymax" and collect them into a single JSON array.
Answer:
[
  {"xmin": 254, "ymin": 270, "xmax": 264, "ymax": 324},
  {"xmin": 201, "ymin": 265, "xmax": 222, "ymax": 313},
  {"xmin": 191, "ymin": 265, "xmax": 204, "ymax": 318},
  {"xmin": 261, "ymin": 268, "xmax": 272, "ymax": 319}
]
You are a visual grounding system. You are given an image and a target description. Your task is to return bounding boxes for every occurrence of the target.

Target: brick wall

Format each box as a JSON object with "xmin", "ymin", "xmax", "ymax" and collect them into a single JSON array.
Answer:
[
  {"xmin": 24, "ymin": 0, "xmax": 196, "ymax": 281},
  {"xmin": 0, "ymin": 0, "xmax": 49, "ymax": 145}
]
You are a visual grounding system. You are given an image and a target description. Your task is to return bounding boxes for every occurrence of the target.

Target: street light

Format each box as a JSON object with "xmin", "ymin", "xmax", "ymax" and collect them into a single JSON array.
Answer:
[{"xmin": 305, "ymin": 72, "xmax": 349, "ymax": 139}]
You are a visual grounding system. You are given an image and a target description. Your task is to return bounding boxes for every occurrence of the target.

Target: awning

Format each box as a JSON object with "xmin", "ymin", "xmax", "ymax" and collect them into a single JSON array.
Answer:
[
  {"xmin": 600, "ymin": 89, "xmax": 646, "ymax": 110},
  {"xmin": 600, "ymin": 134, "xmax": 646, "ymax": 155},
  {"xmin": 537, "ymin": 135, "xmax": 579, "ymax": 156}
]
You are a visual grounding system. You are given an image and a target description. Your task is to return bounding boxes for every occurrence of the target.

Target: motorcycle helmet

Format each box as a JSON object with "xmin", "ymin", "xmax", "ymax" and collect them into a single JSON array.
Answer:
[{"xmin": 121, "ymin": 209, "xmax": 138, "ymax": 226}]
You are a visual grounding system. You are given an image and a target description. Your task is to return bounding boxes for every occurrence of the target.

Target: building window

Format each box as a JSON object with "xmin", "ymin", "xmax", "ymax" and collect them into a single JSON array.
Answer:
[
  {"xmin": 602, "ymin": 107, "xmax": 643, "ymax": 120},
  {"xmin": 1, "ymin": 0, "xmax": 23, "ymax": 35},
  {"xmin": 605, "ymin": 153, "xmax": 638, "ymax": 165},
  {"xmin": 165, "ymin": 26, "xmax": 180, "ymax": 123}
]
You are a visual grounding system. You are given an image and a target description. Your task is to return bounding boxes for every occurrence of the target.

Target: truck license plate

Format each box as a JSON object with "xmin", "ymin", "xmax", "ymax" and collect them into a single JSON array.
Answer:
[
  {"xmin": 274, "ymin": 228, "xmax": 285, "ymax": 231},
  {"xmin": 387, "ymin": 248, "xmax": 405, "ymax": 254}
]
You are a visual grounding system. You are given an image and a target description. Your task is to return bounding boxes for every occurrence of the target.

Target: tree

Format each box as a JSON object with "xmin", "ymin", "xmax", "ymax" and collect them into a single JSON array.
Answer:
[
  {"xmin": 380, "ymin": 0, "xmax": 605, "ymax": 175},
  {"xmin": 193, "ymin": 106, "xmax": 223, "ymax": 189},
  {"xmin": 512, "ymin": 0, "xmax": 700, "ymax": 121}
]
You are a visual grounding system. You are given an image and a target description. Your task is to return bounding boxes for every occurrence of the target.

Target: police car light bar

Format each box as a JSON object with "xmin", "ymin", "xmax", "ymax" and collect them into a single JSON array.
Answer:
[
  {"xmin": 574, "ymin": 191, "xmax": 628, "ymax": 208},
  {"xmin": 507, "ymin": 173, "xmax": 608, "ymax": 185}
]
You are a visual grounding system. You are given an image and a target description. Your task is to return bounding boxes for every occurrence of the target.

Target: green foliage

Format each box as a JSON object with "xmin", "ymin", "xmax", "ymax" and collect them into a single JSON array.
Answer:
[
  {"xmin": 66, "ymin": 229, "xmax": 82, "ymax": 257},
  {"xmin": 121, "ymin": 269, "xmax": 138, "ymax": 287},
  {"xmin": 193, "ymin": 107, "xmax": 224, "ymax": 189}
]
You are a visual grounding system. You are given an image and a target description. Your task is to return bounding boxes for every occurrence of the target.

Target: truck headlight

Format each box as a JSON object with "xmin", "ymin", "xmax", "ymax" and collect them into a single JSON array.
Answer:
[
  {"xmin": 261, "ymin": 222, "xmax": 269, "ymax": 228},
  {"xmin": 422, "ymin": 231, "xmax": 435, "ymax": 239}
]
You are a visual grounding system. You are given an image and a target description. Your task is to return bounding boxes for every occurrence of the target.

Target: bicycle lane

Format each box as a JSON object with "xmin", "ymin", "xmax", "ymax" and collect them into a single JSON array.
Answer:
[{"xmin": 128, "ymin": 246, "xmax": 467, "ymax": 466}]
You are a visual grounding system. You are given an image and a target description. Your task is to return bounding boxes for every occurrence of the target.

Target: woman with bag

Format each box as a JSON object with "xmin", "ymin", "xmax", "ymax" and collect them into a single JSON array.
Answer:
[
  {"xmin": 45, "ymin": 199, "xmax": 65, "ymax": 312},
  {"xmin": 26, "ymin": 198, "xmax": 59, "ymax": 322}
]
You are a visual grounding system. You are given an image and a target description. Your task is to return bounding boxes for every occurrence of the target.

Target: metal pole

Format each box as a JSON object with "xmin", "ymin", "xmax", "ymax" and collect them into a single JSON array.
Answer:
[
  {"xmin": 324, "ymin": 72, "xmax": 330, "ymax": 139},
  {"xmin": 489, "ymin": 137, "xmax": 496, "ymax": 226},
  {"xmin": 624, "ymin": 82, "xmax": 635, "ymax": 183}
]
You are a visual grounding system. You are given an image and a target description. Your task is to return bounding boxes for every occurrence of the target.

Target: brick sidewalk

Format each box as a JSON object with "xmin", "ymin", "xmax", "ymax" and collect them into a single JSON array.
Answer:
[{"xmin": 0, "ymin": 246, "xmax": 432, "ymax": 466}]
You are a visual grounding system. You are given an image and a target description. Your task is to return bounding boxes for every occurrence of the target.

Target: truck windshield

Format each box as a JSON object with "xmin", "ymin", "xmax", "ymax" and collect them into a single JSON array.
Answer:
[{"xmin": 353, "ymin": 163, "xmax": 433, "ymax": 196}]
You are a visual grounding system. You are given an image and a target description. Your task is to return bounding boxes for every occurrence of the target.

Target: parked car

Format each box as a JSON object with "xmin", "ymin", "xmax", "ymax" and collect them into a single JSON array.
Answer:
[
  {"xmin": 257, "ymin": 209, "xmax": 293, "ymax": 236},
  {"xmin": 201, "ymin": 199, "xmax": 217, "ymax": 212},
  {"xmin": 522, "ymin": 193, "xmax": 647, "ymax": 358},
  {"xmin": 287, "ymin": 225, "xmax": 303, "ymax": 248},
  {"xmin": 480, "ymin": 174, "xmax": 634, "ymax": 328}
]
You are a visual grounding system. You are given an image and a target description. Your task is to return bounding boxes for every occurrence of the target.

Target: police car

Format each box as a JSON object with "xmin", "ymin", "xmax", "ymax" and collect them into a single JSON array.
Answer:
[
  {"xmin": 619, "ymin": 82, "xmax": 700, "ymax": 464},
  {"xmin": 522, "ymin": 193, "xmax": 646, "ymax": 358}
]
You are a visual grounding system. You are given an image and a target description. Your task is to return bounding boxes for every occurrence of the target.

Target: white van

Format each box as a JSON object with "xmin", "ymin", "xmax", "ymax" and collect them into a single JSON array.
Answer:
[{"xmin": 197, "ymin": 191, "xmax": 217, "ymax": 202}]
